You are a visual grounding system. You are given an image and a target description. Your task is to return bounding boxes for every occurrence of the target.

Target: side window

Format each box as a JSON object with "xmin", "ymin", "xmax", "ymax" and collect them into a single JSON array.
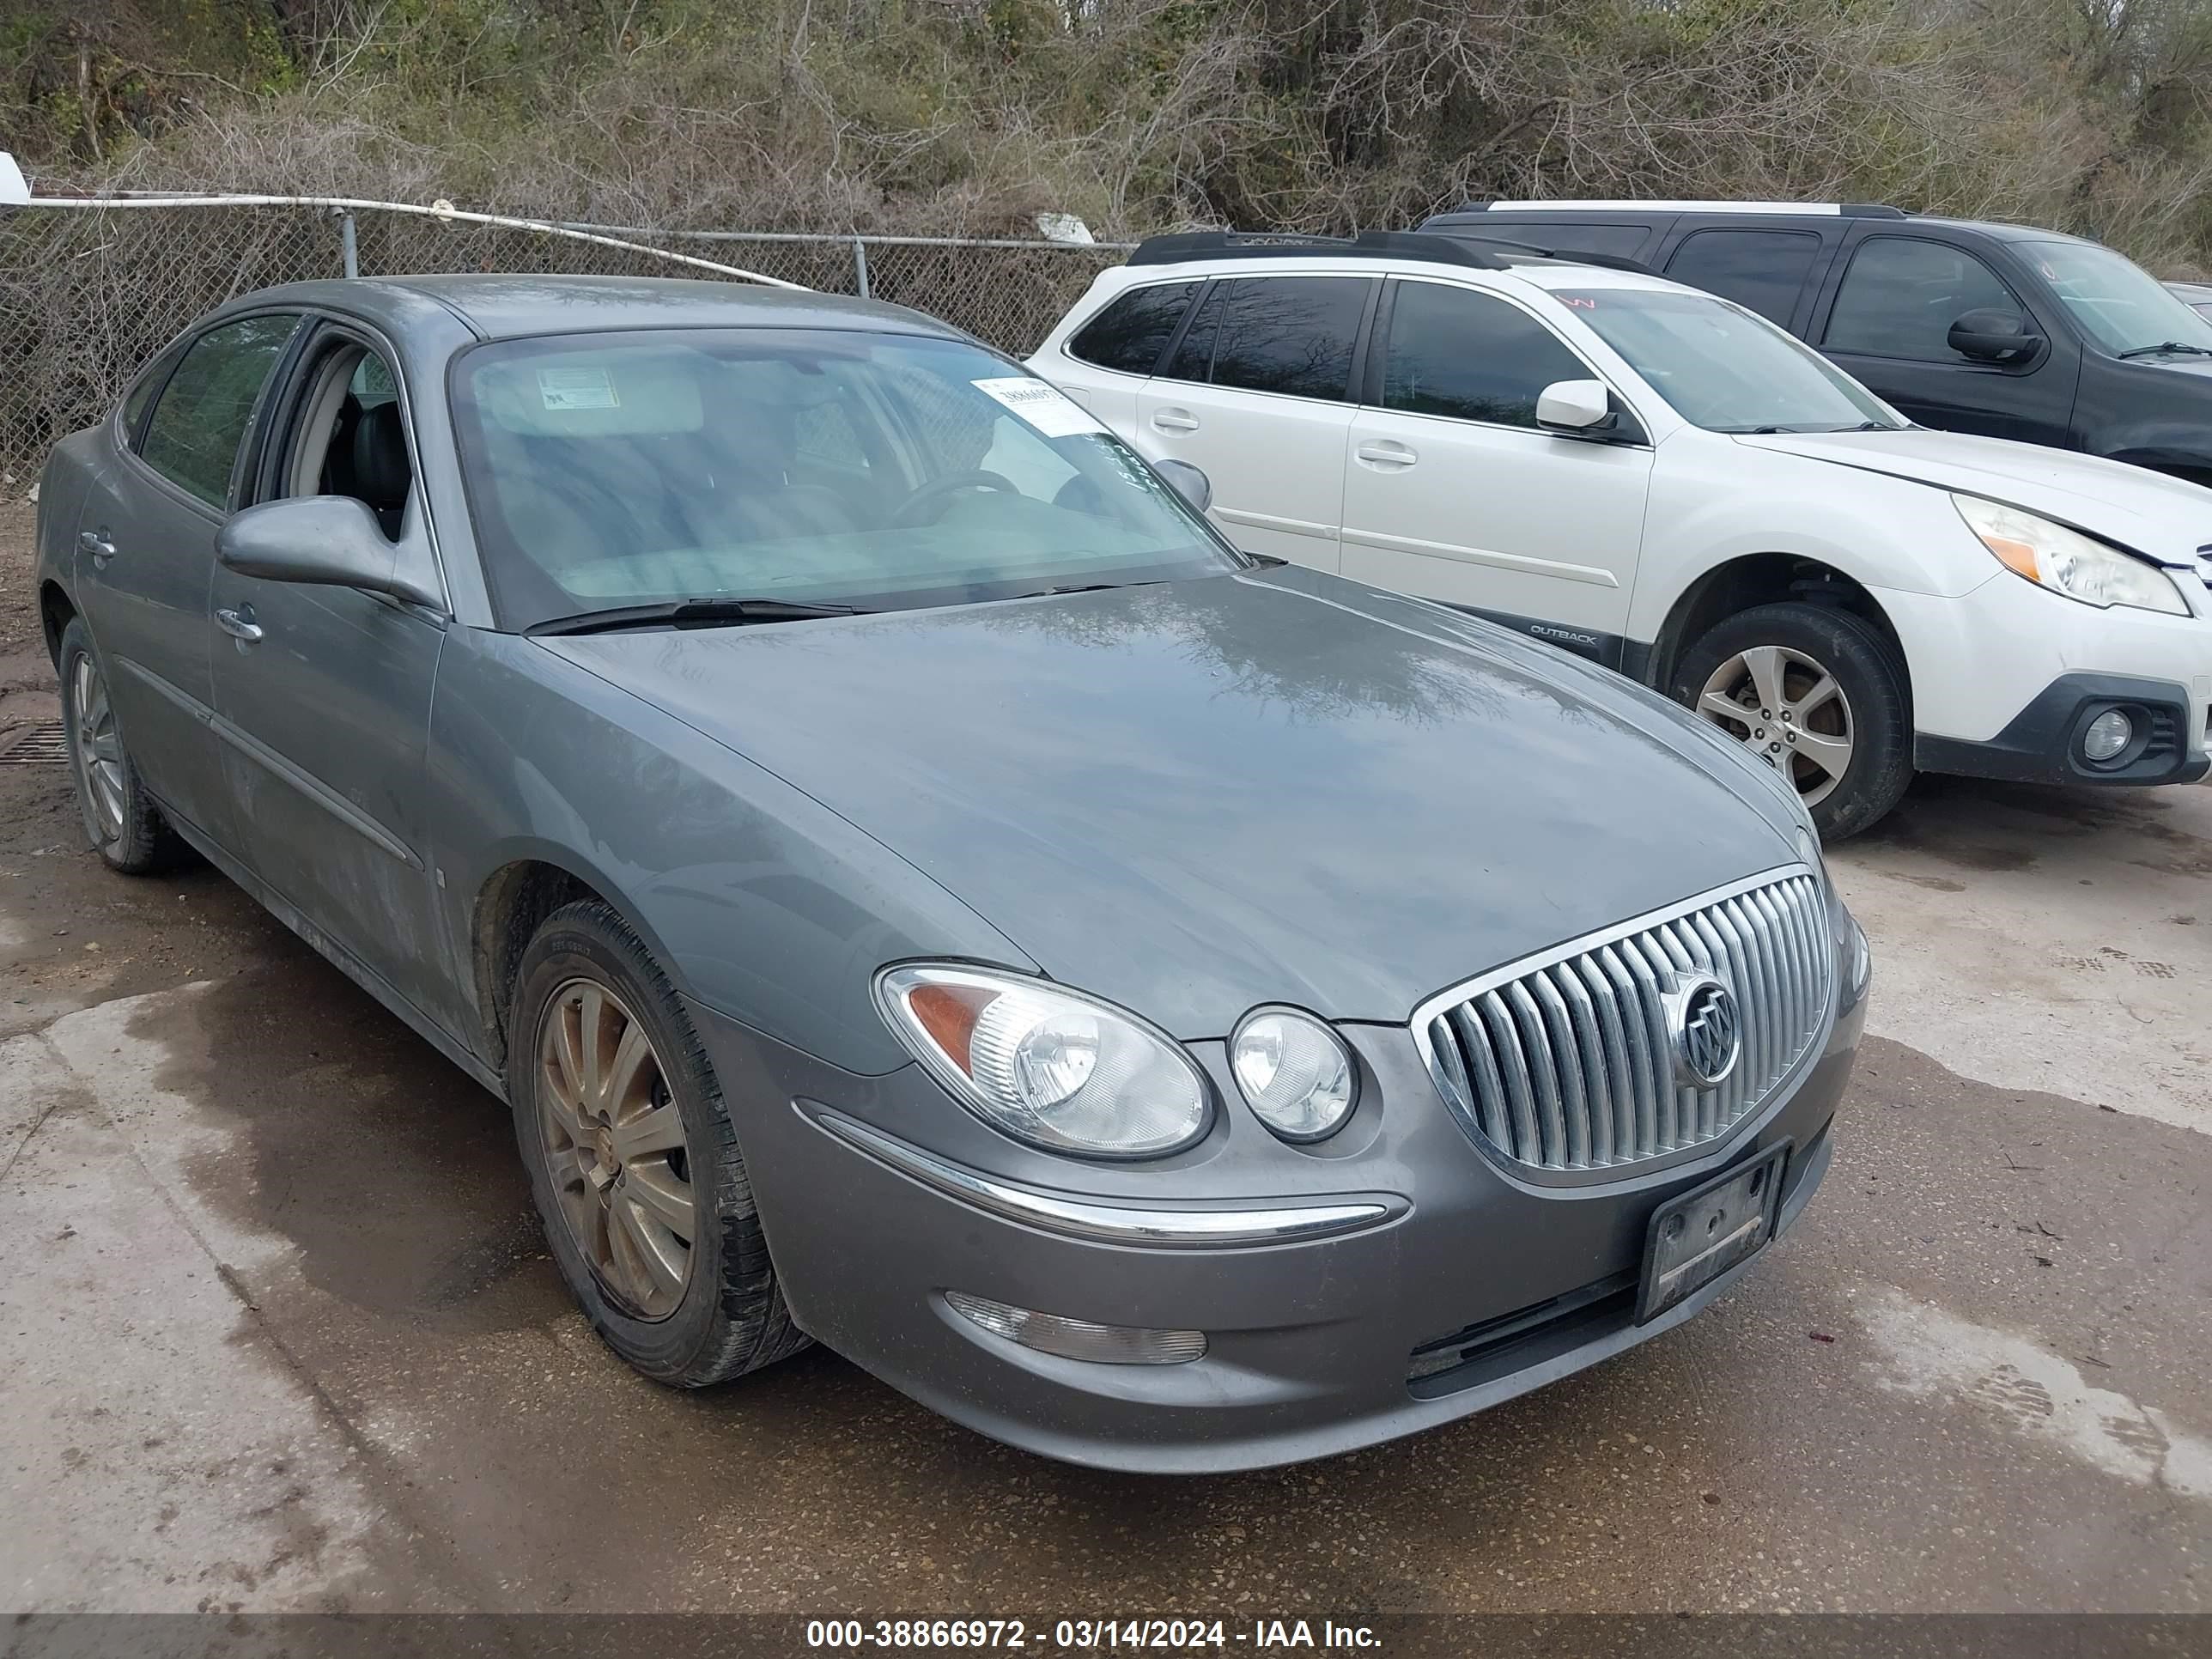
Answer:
[
  {"xmin": 1380, "ymin": 282, "xmax": 1592, "ymax": 429},
  {"xmin": 138, "ymin": 314, "xmax": 298, "ymax": 507},
  {"xmin": 349, "ymin": 353, "xmax": 397, "ymax": 410},
  {"xmin": 1068, "ymin": 282, "xmax": 1201, "ymax": 374},
  {"xmin": 1664, "ymin": 229, "xmax": 1823, "ymax": 325},
  {"xmin": 1163, "ymin": 282, "xmax": 1223, "ymax": 381},
  {"xmin": 118, "ymin": 348, "xmax": 179, "ymax": 447},
  {"xmin": 1474, "ymin": 222, "xmax": 1652, "ymax": 261},
  {"xmin": 1200, "ymin": 276, "xmax": 1371, "ymax": 402},
  {"xmin": 1823, "ymin": 237, "xmax": 2020, "ymax": 362}
]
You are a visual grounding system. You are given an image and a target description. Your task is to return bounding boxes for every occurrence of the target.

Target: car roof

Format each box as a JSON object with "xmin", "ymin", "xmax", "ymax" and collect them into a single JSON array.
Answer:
[
  {"xmin": 212, "ymin": 272, "xmax": 966, "ymax": 343},
  {"xmin": 1102, "ymin": 250, "xmax": 1684, "ymax": 296},
  {"xmin": 1431, "ymin": 202, "xmax": 2100, "ymax": 246}
]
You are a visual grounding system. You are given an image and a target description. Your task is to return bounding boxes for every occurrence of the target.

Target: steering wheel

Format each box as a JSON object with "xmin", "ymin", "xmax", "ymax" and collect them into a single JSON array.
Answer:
[{"xmin": 890, "ymin": 470, "xmax": 1019, "ymax": 528}]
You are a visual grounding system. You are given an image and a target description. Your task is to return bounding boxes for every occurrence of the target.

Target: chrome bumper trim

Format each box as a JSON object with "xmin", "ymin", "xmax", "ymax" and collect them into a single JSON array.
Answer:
[{"xmin": 814, "ymin": 1111, "xmax": 1406, "ymax": 1249}]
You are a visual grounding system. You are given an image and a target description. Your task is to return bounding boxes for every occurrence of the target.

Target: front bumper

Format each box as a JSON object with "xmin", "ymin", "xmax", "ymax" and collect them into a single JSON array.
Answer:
[
  {"xmin": 693, "ymin": 968, "xmax": 1865, "ymax": 1475},
  {"xmin": 1876, "ymin": 570, "xmax": 2210, "ymax": 786}
]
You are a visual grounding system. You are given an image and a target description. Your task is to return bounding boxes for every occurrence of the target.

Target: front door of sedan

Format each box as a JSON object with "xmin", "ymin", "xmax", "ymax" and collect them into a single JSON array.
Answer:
[
  {"xmin": 75, "ymin": 312, "xmax": 301, "ymax": 851},
  {"xmin": 207, "ymin": 331, "xmax": 453, "ymax": 1014},
  {"xmin": 1338, "ymin": 279, "xmax": 1652, "ymax": 650}
]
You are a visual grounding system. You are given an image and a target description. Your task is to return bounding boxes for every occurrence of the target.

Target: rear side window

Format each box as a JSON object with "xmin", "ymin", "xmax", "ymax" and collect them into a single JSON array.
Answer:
[
  {"xmin": 1068, "ymin": 282, "xmax": 1200, "ymax": 374},
  {"xmin": 1664, "ymin": 229, "xmax": 1823, "ymax": 325},
  {"xmin": 138, "ymin": 314, "xmax": 298, "ymax": 507},
  {"xmin": 1165, "ymin": 276, "xmax": 1370, "ymax": 401},
  {"xmin": 1823, "ymin": 237, "xmax": 2019, "ymax": 362},
  {"xmin": 1379, "ymin": 282, "xmax": 1590, "ymax": 429},
  {"xmin": 118, "ymin": 349, "xmax": 177, "ymax": 445}
]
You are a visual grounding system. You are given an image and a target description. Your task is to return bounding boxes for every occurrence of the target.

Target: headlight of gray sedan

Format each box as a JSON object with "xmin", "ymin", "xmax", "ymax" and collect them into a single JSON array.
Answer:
[
  {"xmin": 1231, "ymin": 1007, "xmax": 1356, "ymax": 1142},
  {"xmin": 876, "ymin": 964, "xmax": 1212, "ymax": 1158}
]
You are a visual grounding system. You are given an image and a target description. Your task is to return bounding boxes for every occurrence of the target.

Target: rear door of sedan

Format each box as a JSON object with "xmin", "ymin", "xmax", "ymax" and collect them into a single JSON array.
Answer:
[
  {"xmin": 206, "ymin": 319, "xmax": 453, "ymax": 1014},
  {"xmin": 75, "ymin": 310, "xmax": 303, "ymax": 854}
]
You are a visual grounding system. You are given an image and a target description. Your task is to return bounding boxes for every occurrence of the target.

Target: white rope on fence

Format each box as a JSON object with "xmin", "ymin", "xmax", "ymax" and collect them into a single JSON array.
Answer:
[{"xmin": 19, "ymin": 193, "xmax": 812, "ymax": 289}]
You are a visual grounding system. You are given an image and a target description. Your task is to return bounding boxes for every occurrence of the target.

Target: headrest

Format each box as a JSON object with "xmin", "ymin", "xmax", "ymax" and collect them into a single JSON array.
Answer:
[
  {"xmin": 477, "ymin": 352, "xmax": 706, "ymax": 437},
  {"xmin": 351, "ymin": 400, "xmax": 412, "ymax": 509}
]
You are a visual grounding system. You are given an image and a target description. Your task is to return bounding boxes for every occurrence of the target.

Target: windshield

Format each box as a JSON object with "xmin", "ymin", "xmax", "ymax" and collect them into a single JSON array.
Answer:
[
  {"xmin": 1553, "ymin": 288, "xmax": 1903, "ymax": 434},
  {"xmin": 2021, "ymin": 240, "xmax": 2212, "ymax": 356},
  {"xmin": 451, "ymin": 328, "xmax": 1241, "ymax": 629}
]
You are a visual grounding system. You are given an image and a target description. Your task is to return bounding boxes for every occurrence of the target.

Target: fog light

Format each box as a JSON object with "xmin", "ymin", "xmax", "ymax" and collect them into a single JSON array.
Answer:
[
  {"xmin": 2082, "ymin": 708, "xmax": 2134, "ymax": 763},
  {"xmin": 945, "ymin": 1291, "xmax": 1206, "ymax": 1364}
]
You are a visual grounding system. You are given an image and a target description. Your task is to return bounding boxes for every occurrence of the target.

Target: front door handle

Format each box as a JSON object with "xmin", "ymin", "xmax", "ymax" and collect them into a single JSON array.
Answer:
[
  {"xmin": 216, "ymin": 605, "xmax": 264, "ymax": 645},
  {"xmin": 78, "ymin": 527, "xmax": 117, "ymax": 565},
  {"xmin": 1355, "ymin": 441, "xmax": 1418, "ymax": 470},
  {"xmin": 1152, "ymin": 408, "xmax": 1200, "ymax": 433}
]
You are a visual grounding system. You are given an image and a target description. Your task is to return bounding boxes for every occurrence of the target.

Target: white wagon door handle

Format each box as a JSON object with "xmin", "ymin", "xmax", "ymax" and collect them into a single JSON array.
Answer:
[
  {"xmin": 1151, "ymin": 408, "xmax": 1200, "ymax": 433},
  {"xmin": 1355, "ymin": 440, "xmax": 1418, "ymax": 471}
]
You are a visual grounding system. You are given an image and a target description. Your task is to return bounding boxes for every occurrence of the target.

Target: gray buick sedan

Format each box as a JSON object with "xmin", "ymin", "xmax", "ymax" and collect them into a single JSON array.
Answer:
[{"xmin": 35, "ymin": 275, "xmax": 1868, "ymax": 1472}]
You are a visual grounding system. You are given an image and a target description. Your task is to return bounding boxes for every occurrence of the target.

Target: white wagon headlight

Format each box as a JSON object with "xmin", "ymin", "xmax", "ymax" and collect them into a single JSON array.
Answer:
[
  {"xmin": 877, "ymin": 965, "xmax": 1211, "ymax": 1158},
  {"xmin": 1953, "ymin": 495, "xmax": 2188, "ymax": 616}
]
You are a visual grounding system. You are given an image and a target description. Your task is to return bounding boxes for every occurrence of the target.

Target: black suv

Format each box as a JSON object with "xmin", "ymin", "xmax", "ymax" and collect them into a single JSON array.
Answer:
[{"xmin": 1420, "ymin": 201, "xmax": 2212, "ymax": 485}]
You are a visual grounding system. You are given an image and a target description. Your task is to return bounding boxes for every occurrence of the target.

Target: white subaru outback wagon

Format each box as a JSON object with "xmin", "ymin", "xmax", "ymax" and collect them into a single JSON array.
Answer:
[{"xmin": 1030, "ymin": 231, "xmax": 2212, "ymax": 836}]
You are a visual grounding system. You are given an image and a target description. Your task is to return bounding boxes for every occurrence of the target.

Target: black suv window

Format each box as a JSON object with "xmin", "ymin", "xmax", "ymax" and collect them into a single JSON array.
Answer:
[
  {"xmin": 138, "ymin": 314, "xmax": 298, "ymax": 507},
  {"xmin": 1380, "ymin": 281, "xmax": 1590, "ymax": 428},
  {"xmin": 1823, "ymin": 237, "xmax": 2020, "ymax": 362},
  {"xmin": 1470, "ymin": 222, "xmax": 1652, "ymax": 261},
  {"xmin": 1164, "ymin": 276, "xmax": 1370, "ymax": 401},
  {"xmin": 1664, "ymin": 228, "xmax": 1823, "ymax": 325},
  {"xmin": 1068, "ymin": 281, "xmax": 1200, "ymax": 375}
]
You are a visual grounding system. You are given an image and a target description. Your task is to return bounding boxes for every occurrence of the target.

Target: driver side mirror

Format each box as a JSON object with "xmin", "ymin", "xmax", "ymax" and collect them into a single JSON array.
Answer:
[
  {"xmin": 1536, "ymin": 379, "xmax": 1620, "ymax": 439},
  {"xmin": 1948, "ymin": 308, "xmax": 2044, "ymax": 364},
  {"xmin": 1154, "ymin": 459, "xmax": 1212, "ymax": 514},
  {"xmin": 217, "ymin": 495, "xmax": 444, "ymax": 611}
]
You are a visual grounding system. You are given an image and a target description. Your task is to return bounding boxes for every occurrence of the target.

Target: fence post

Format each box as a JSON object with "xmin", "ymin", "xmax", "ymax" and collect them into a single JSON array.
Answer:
[
  {"xmin": 852, "ymin": 235, "xmax": 870, "ymax": 300},
  {"xmin": 338, "ymin": 210, "xmax": 358, "ymax": 279}
]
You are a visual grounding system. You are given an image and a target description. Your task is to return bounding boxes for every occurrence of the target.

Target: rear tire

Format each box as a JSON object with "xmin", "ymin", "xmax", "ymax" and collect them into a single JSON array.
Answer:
[
  {"xmin": 1671, "ymin": 602, "xmax": 1911, "ymax": 841},
  {"xmin": 509, "ymin": 898, "xmax": 809, "ymax": 1387},
  {"xmin": 57, "ymin": 617, "xmax": 189, "ymax": 875}
]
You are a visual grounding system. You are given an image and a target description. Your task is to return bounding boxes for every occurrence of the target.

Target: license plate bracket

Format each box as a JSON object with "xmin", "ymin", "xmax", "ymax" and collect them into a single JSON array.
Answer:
[{"xmin": 1636, "ymin": 1140, "xmax": 1790, "ymax": 1324}]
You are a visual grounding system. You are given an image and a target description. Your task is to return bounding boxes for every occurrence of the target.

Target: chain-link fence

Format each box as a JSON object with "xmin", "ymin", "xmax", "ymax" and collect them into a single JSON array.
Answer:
[{"xmin": 0, "ymin": 199, "xmax": 1133, "ymax": 493}]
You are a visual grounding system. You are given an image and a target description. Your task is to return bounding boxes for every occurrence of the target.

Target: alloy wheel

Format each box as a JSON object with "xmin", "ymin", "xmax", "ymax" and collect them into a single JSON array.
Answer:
[
  {"xmin": 1695, "ymin": 644, "xmax": 1856, "ymax": 809},
  {"xmin": 536, "ymin": 977, "xmax": 696, "ymax": 1319},
  {"xmin": 69, "ymin": 650, "xmax": 125, "ymax": 844}
]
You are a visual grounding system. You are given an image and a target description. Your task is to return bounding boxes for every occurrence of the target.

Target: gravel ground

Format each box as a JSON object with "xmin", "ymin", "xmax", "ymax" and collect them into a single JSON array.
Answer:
[{"xmin": 2, "ymin": 497, "xmax": 2207, "ymax": 1626}]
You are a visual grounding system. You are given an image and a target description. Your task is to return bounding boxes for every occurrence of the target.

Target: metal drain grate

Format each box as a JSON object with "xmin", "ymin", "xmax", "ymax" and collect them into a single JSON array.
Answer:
[{"xmin": 0, "ymin": 721, "xmax": 69, "ymax": 765}]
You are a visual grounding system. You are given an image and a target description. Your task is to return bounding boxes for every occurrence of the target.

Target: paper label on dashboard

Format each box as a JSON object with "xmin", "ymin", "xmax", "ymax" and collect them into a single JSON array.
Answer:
[
  {"xmin": 538, "ymin": 368, "xmax": 621, "ymax": 410},
  {"xmin": 971, "ymin": 376, "xmax": 1107, "ymax": 438}
]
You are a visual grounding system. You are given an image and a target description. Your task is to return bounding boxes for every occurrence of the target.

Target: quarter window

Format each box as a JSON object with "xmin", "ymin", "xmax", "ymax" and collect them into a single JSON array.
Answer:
[
  {"xmin": 1164, "ymin": 276, "xmax": 1370, "ymax": 401},
  {"xmin": 1823, "ymin": 238, "xmax": 2021, "ymax": 362},
  {"xmin": 1380, "ymin": 282, "xmax": 1591, "ymax": 428},
  {"xmin": 1664, "ymin": 229, "xmax": 1823, "ymax": 325},
  {"xmin": 138, "ymin": 314, "xmax": 298, "ymax": 507},
  {"xmin": 1068, "ymin": 282, "xmax": 1201, "ymax": 375}
]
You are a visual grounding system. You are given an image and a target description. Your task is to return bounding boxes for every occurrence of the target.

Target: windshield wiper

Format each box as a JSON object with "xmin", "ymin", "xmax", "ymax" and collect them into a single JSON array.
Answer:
[
  {"xmin": 1003, "ymin": 579, "xmax": 1169, "ymax": 601},
  {"xmin": 527, "ymin": 597, "xmax": 870, "ymax": 637},
  {"xmin": 2118, "ymin": 341, "xmax": 2212, "ymax": 359}
]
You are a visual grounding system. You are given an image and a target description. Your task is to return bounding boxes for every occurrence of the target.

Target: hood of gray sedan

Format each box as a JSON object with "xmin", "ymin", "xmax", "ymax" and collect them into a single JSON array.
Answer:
[{"xmin": 544, "ymin": 568, "xmax": 1800, "ymax": 1036}]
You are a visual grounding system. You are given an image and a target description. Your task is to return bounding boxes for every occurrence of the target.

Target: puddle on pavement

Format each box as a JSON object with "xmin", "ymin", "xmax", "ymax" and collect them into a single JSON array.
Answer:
[{"xmin": 130, "ymin": 951, "xmax": 572, "ymax": 1336}]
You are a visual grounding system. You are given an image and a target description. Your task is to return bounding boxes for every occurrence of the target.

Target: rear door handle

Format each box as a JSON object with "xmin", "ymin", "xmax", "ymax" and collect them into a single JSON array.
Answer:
[
  {"xmin": 78, "ymin": 528, "xmax": 117, "ymax": 564},
  {"xmin": 216, "ymin": 606, "xmax": 264, "ymax": 644},
  {"xmin": 1355, "ymin": 441, "xmax": 1417, "ymax": 470},
  {"xmin": 1152, "ymin": 408, "xmax": 1200, "ymax": 433}
]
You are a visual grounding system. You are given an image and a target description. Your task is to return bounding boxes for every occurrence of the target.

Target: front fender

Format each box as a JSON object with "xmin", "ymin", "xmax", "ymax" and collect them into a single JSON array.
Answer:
[
  {"xmin": 1627, "ymin": 441, "xmax": 1992, "ymax": 642},
  {"xmin": 425, "ymin": 627, "xmax": 1037, "ymax": 1077}
]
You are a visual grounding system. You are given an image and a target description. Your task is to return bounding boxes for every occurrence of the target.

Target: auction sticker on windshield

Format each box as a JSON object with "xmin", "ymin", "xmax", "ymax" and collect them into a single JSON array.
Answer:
[{"xmin": 973, "ymin": 376, "xmax": 1108, "ymax": 438}]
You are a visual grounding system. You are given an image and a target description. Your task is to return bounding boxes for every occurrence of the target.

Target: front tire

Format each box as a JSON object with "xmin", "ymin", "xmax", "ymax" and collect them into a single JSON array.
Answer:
[
  {"xmin": 1672, "ymin": 602, "xmax": 1911, "ymax": 841},
  {"xmin": 510, "ymin": 899, "xmax": 810, "ymax": 1387},
  {"xmin": 57, "ymin": 617, "xmax": 188, "ymax": 874}
]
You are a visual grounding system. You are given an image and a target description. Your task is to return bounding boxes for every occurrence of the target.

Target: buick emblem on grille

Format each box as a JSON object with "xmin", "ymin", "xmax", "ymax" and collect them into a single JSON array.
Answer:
[{"xmin": 1664, "ymin": 973, "xmax": 1741, "ymax": 1089}]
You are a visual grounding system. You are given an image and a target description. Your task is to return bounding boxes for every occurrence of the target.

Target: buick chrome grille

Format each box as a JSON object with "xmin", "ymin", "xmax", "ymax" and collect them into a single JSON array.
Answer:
[{"xmin": 1413, "ymin": 869, "xmax": 1834, "ymax": 1174}]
